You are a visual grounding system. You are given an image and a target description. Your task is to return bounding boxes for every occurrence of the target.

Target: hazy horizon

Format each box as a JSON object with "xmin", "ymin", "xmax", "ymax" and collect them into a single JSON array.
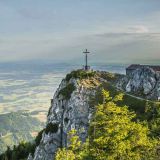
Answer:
[{"xmin": 0, "ymin": 63, "xmax": 126, "ymax": 116}]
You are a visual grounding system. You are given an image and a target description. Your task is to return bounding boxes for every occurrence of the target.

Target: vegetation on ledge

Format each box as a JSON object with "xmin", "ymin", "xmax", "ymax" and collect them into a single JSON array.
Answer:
[
  {"xmin": 65, "ymin": 69, "xmax": 96, "ymax": 82},
  {"xmin": 0, "ymin": 141, "xmax": 36, "ymax": 160},
  {"xmin": 58, "ymin": 70, "xmax": 96, "ymax": 100}
]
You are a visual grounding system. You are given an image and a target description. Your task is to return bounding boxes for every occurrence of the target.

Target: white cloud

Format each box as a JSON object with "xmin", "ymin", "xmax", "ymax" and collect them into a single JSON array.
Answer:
[{"xmin": 127, "ymin": 25, "xmax": 149, "ymax": 34}]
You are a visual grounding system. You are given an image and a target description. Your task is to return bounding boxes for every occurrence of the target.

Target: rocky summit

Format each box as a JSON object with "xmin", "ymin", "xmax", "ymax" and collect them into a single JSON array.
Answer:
[
  {"xmin": 117, "ymin": 66, "xmax": 160, "ymax": 100},
  {"xmin": 29, "ymin": 70, "xmax": 103, "ymax": 160}
]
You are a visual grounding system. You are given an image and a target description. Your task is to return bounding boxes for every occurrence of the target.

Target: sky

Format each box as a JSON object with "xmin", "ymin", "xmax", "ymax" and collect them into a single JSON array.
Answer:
[{"xmin": 0, "ymin": 0, "xmax": 160, "ymax": 64}]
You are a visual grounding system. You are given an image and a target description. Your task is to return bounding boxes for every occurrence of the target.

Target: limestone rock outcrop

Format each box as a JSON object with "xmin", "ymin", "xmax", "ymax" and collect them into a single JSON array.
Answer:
[
  {"xmin": 117, "ymin": 67, "xmax": 160, "ymax": 100},
  {"xmin": 31, "ymin": 75, "xmax": 99, "ymax": 160}
]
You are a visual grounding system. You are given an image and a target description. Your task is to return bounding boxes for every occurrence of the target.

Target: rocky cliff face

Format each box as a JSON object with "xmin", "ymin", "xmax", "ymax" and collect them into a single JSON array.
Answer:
[
  {"xmin": 30, "ymin": 73, "xmax": 100, "ymax": 160},
  {"xmin": 117, "ymin": 67, "xmax": 160, "ymax": 100}
]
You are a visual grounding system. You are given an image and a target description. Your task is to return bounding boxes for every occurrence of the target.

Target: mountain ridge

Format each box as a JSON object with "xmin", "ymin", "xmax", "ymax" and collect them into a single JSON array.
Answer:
[
  {"xmin": 1, "ymin": 68, "xmax": 160, "ymax": 159},
  {"xmin": 28, "ymin": 68, "xmax": 160, "ymax": 160}
]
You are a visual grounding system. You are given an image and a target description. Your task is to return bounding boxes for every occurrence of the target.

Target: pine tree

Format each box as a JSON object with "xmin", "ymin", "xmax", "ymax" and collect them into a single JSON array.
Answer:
[
  {"xmin": 55, "ymin": 129, "xmax": 81, "ymax": 160},
  {"xmin": 88, "ymin": 90, "xmax": 158, "ymax": 160},
  {"xmin": 55, "ymin": 90, "xmax": 158, "ymax": 160}
]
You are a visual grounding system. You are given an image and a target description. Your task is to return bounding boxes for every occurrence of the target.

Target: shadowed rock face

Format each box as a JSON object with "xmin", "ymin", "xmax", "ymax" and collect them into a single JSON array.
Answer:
[
  {"xmin": 118, "ymin": 67, "xmax": 160, "ymax": 100},
  {"xmin": 30, "ymin": 77, "xmax": 98, "ymax": 160}
]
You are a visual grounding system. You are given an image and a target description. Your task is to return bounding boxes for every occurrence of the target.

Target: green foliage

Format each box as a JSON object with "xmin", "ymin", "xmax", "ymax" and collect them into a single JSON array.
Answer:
[
  {"xmin": 55, "ymin": 90, "xmax": 158, "ymax": 160},
  {"xmin": 0, "ymin": 141, "xmax": 36, "ymax": 160},
  {"xmin": 59, "ymin": 70, "xmax": 96, "ymax": 100},
  {"xmin": 55, "ymin": 148, "xmax": 75, "ymax": 160},
  {"xmin": 55, "ymin": 129, "xmax": 81, "ymax": 160},
  {"xmin": 0, "ymin": 128, "xmax": 47, "ymax": 160},
  {"xmin": 145, "ymin": 102, "xmax": 160, "ymax": 137},
  {"xmin": 45, "ymin": 123, "xmax": 59, "ymax": 134},
  {"xmin": 67, "ymin": 129, "xmax": 81, "ymax": 151},
  {"xmin": 88, "ymin": 90, "xmax": 158, "ymax": 160},
  {"xmin": 66, "ymin": 70, "xmax": 96, "ymax": 82},
  {"xmin": 58, "ymin": 83, "xmax": 76, "ymax": 99},
  {"xmin": 0, "ymin": 111, "xmax": 44, "ymax": 154},
  {"xmin": 89, "ymin": 82, "xmax": 152, "ymax": 116},
  {"xmin": 94, "ymin": 82, "xmax": 160, "ymax": 140}
]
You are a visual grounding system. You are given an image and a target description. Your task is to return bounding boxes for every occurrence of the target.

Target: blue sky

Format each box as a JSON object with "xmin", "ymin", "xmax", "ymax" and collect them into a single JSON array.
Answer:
[{"xmin": 0, "ymin": 0, "xmax": 160, "ymax": 64}]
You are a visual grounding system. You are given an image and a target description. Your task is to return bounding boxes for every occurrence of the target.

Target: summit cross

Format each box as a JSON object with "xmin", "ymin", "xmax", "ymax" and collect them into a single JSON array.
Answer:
[{"xmin": 83, "ymin": 49, "xmax": 90, "ymax": 70}]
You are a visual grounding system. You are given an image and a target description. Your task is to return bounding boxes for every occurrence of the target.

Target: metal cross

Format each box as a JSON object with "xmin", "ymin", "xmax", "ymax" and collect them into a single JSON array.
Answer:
[{"xmin": 83, "ymin": 49, "xmax": 90, "ymax": 70}]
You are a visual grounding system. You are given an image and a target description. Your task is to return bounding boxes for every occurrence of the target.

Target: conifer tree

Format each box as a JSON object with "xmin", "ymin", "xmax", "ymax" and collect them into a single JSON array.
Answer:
[
  {"xmin": 88, "ymin": 90, "xmax": 158, "ymax": 160},
  {"xmin": 55, "ymin": 90, "xmax": 158, "ymax": 160}
]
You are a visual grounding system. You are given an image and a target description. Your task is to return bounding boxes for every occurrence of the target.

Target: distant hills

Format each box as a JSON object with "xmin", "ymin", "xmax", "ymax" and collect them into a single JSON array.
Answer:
[{"xmin": 0, "ymin": 111, "xmax": 44, "ymax": 154}]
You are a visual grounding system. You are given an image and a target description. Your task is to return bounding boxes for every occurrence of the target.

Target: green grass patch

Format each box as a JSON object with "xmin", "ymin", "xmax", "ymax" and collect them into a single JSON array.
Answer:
[
  {"xmin": 99, "ymin": 71, "xmax": 124, "ymax": 83},
  {"xmin": 65, "ymin": 70, "xmax": 96, "ymax": 82}
]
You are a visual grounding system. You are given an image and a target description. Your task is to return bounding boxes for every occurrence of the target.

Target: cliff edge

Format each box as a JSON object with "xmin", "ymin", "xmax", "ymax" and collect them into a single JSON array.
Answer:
[{"xmin": 30, "ymin": 70, "xmax": 104, "ymax": 160}]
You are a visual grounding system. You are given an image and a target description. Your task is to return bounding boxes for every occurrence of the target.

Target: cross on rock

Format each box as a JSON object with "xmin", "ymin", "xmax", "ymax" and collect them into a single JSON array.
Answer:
[{"xmin": 83, "ymin": 49, "xmax": 90, "ymax": 71}]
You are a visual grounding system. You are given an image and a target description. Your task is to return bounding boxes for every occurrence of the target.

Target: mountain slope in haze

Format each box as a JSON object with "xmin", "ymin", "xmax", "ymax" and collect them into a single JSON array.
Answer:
[{"xmin": 0, "ymin": 111, "xmax": 44, "ymax": 154}]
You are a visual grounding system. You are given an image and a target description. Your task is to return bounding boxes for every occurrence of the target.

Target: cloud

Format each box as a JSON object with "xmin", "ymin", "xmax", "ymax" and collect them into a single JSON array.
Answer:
[
  {"xmin": 0, "ymin": 0, "xmax": 160, "ymax": 63},
  {"xmin": 128, "ymin": 25, "xmax": 149, "ymax": 33}
]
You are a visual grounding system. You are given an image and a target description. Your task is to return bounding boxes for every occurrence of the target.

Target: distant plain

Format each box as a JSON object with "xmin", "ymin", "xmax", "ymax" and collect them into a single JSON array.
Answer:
[{"xmin": 0, "ymin": 62, "xmax": 126, "ymax": 122}]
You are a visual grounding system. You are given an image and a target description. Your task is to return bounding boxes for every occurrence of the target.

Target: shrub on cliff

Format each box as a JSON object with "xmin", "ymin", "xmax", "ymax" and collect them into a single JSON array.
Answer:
[
  {"xmin": 55, "ymin": 129, "xmax": 81, "ymax": 160},
  {"xmin": 58, "ymin": 70, "xmax": 96, "ymax": 100},
  {"xmin": 0, "ymin": 141, "xmax": 35, "ymax": 160},
  {"xmin": 45, "ymin": 123, "xmax": 59, "ymax": 134},
  {"xmin": 88, "ymin": 90, "xmax": 158, "ymax": 160},
  {"xmin": 66, "ymin": 70, "xmax": 96, "ymax": 82}
]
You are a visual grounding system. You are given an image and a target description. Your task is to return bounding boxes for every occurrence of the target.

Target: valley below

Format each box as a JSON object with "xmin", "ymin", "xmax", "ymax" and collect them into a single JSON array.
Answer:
[
  {"xmin": 0, "ymin": 111, "xmax": 44, "ymax": 154},
  {"xmin": 1, "ymin": 64, "xmax": 160, "ymax": 160}
]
